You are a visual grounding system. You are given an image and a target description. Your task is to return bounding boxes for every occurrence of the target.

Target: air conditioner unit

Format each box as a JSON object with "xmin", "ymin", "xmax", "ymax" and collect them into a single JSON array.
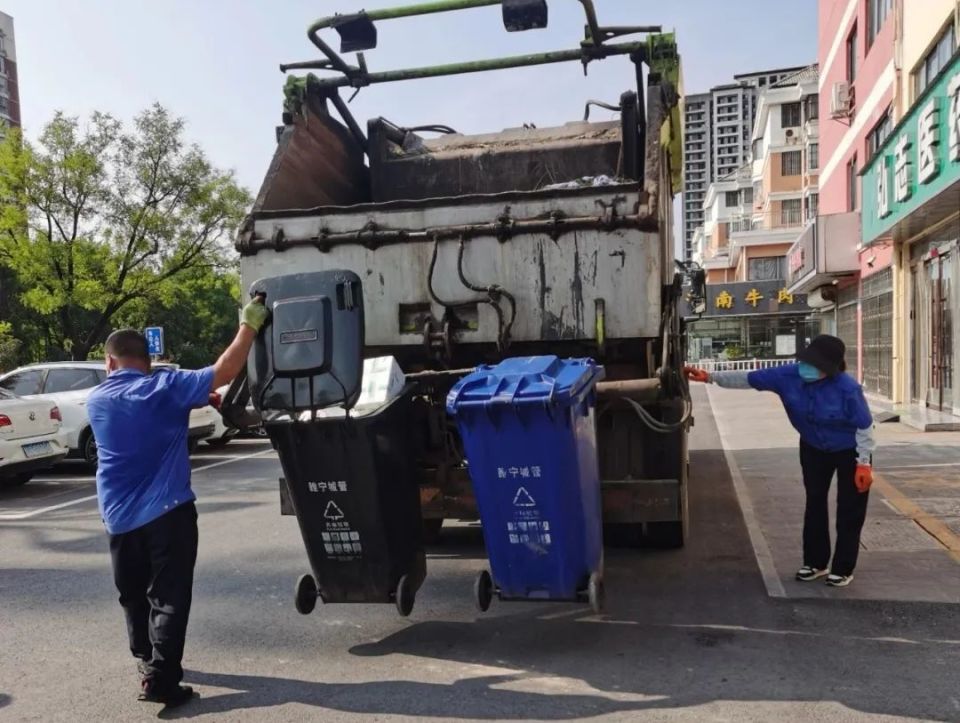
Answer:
[{"xmin": 830, "ymin": 81, "xmax": 853, "ymax": 118}]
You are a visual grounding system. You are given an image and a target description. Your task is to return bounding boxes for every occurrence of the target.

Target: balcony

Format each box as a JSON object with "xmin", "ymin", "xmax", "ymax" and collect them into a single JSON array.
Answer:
[
  {"xmin": 786, "ymin": 211, "xmax": 861, "ymax": 294},
  {"xmin": 726, "ymin": 210, "xmax": 807, "ymax": 268}
]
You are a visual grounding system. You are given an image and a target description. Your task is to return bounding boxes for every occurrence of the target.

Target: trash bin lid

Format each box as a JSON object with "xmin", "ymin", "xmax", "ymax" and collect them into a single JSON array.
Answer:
[{"xmin": 446, "ymin": 356, "xmax": 604, "ymax": 414}]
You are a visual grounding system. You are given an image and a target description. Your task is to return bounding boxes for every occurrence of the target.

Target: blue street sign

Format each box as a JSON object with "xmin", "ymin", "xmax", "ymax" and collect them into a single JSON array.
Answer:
[{"xmin": 144, "ymin": 327, "xmax": 164, "ymax": 356}]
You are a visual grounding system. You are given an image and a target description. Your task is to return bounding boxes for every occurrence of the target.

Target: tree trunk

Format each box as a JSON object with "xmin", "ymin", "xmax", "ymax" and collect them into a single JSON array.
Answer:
[{"xmin": 71, "ymin": 342, "xmax": 91, "ymax": 361}]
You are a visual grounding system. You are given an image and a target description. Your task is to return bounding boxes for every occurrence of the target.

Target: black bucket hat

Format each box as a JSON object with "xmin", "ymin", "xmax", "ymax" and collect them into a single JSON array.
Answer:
[{"xmin": 798, "ymin": 334, "xmax": 847, "ymax": 377}]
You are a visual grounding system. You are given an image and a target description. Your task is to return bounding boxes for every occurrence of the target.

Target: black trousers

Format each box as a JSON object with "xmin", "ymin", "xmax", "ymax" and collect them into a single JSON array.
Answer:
[
  {"xmin": 799, "ymin": 441, "xmax": 868, "ymax": 576},
  {"xmin": 109, "ymin": 501, "xmax": 198, "ymax": 689}
]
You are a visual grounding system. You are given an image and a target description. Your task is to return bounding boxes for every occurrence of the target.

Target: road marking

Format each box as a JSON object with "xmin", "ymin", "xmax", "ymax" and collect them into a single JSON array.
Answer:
[
  {"xmin": 719, "ymin": 446, "xmax": 787, "ymax": 598},
  {"xmin": 30, "ymin": 476, "xmax": 96, "ymax": 483},
  {"xmin": 191, "ymin": 448, "xmax": 275, "ymax": 472},
  {"xmin": 0, "ymin": 493, "xmax": 100, "ymax": 521},
  {"xmin": 0, "ymin": 448, "xmax": 276, "ymax": 521},
  {"xmin": 538, "ymin": 608, "xmax": 584, "ymax": 621},
  {"xmin": 872, "ymin": 472, "xmax": 960, "ymax": 565},
  {"xmin": 706, "ymin": 389, "xmax": 787, "ymax": 598},
  {"xmin": 879, "ymin": 462, "xmax": 960, "ymax": 470},
  {"xmin": 579, "ymin": 620, "xmax": 960, "ymax": 647}
]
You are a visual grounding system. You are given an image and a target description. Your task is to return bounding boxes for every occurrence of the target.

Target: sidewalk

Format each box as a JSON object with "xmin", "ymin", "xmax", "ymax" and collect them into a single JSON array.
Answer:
[{"xmin": 704, "ymin": 385, "xmax": 960, "ymax": 603}]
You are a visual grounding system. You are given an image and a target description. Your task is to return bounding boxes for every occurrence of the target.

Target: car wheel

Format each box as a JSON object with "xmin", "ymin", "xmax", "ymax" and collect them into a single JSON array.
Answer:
[{"xmin": 81, "ymin": 429, "xmax": 99, "ymax": 469}]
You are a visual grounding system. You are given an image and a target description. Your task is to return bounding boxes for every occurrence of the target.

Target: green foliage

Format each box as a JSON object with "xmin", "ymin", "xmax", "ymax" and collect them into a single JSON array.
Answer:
[
  {"xmin": 0, "ymin": 321, "xmax": 21, "ymax": 373},
  {"xmin": 0, "ymin": 105, "xmax": 251, "ymax": 361}
]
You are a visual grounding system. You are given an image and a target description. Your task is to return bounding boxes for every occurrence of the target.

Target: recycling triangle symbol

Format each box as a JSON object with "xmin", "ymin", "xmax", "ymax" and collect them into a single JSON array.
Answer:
[
  {"xmin": 323, "ymin": 501, "xmax": 345, "ymax": 520},
  {"xmin": 513, "ymin": 486, "xmax": 537, "ymax": 507}
]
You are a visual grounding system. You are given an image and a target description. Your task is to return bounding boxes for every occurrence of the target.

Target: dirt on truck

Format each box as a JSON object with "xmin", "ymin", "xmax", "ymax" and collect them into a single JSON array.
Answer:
[{"xmin": 225, "ymin": 0, "xmax": 705, "ymax": 548}]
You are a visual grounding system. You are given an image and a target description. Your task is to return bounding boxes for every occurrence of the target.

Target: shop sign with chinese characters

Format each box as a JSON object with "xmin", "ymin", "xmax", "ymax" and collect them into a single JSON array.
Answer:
[
  {"xmin": 682, "ymin": 279, "xmax": 809, "ymax": 317},
  {"xmin": 862, "ymin": 52, "xmax": 960, "ymax": 244}
]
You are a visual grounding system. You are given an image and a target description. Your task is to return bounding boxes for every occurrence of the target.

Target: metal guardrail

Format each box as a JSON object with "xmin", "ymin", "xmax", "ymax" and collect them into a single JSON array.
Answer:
[{"xmin": 690, "ymin": 358, "xmax": 795, "ymax": 372}]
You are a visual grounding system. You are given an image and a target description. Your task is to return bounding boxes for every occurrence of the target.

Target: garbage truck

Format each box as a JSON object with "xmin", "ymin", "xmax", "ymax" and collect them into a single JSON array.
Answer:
[{"xmin": 226, "ymin": 0, "xmax": 704, "ymax": 549}]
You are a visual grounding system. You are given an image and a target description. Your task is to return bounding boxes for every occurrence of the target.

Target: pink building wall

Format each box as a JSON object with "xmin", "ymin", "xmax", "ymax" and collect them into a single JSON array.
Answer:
[
  {"xmin": 818, "ymin": 0, "xmax": 896, "ymax": 215},
  {"xmin": 818, "ymin": 0, "xmax": 897, "ymax": 380}
]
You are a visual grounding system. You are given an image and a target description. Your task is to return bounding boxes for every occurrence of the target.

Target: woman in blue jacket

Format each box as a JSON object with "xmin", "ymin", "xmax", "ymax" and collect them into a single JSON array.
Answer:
[{"xmin": 686, "ymin": 335, "xmax": 875, "ymax": 587}]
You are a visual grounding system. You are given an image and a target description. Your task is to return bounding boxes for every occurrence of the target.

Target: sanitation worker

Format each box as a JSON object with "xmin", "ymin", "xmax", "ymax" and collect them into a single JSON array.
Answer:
[
  {"xmin": 87, "ymin": 298, "xmax": 269, "ymax": 708},
  {"xmin": 685, "ymin": 334, "xmax": 875, "ymax": 587}
]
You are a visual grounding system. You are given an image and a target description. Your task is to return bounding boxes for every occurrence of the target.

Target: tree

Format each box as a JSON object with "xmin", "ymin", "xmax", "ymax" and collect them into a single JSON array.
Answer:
[
  {"xmin": 110, "ymin": 264, "xmax": 241, "ymax": 369},
  {"xmin": 0, "ymin": 106, "xmax": 251, "ymax": 360},
  {"xmin": 0, "ymin": 321, "xmax": 21, "ymax": 372}
]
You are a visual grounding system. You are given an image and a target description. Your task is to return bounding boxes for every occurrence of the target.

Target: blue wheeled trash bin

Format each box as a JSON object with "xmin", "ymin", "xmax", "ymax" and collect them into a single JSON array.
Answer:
[{"xmin": 447, "ymin": 356, "xmax": 606, "ymax": 613}]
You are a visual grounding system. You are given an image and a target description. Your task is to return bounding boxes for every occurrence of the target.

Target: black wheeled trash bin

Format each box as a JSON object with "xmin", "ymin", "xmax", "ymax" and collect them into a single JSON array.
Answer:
[{"xmin": 247, "ymin": 269, "xmax": 426, "ymax": 617}]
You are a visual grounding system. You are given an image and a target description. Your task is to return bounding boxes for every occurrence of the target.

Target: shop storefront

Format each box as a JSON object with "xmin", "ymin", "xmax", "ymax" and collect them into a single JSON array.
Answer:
[
  {"xmin": 861, "ymin": 50, "xmax": 960, "ymax": 414},
  {"xmin": 683, "ymin": 280, "xmax": 816, "ymax": 361}
]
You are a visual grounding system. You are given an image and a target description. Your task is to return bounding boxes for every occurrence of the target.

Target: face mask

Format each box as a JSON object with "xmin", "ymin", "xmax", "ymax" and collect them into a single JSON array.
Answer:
[{"xmin": 798, "ymin": 362, "xmax": 822, "ymax": 383}]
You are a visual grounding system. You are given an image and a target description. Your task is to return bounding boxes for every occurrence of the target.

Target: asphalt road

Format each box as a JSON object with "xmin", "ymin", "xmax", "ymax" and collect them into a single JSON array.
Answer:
[{"xmin": 1, "ymin": 408, "xmax": 959, "ymax": 722}]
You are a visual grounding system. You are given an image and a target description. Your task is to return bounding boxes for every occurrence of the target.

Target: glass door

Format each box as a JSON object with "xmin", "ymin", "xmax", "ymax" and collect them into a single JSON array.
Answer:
[{"xmin": 926, "ymin": 251, "xmax": 955, "ymax": 411}]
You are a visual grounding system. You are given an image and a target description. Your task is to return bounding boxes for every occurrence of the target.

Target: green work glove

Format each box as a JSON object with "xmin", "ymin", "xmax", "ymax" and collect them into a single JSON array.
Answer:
[{"xmin": 241, "ymin": 298, "xmax": 269, "ymax": 332}]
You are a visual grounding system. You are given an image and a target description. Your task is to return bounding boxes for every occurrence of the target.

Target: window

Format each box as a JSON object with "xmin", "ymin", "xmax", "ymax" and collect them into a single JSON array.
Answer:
[
  {"xmin": 781, "ymin": 199, "xmax": 802, "ymax": 226},
  {"xmin": 914, "ymin": 24, "xmax": 956, "ymax": 96},
  {"xmin": 43, "ymin": 368, "xmax": 103, "ymax": 394},
  {"xmin": 781, "ymin": 102, "xmax": 802, "ymax": 128},
  {"xmin": 868, "ymin": 0, "xmax": 893, "ymax": 48},
  {"xmin": 725, "ymin": 191, "xmax": 740, "ymax": 207},
  {"xmin": 742, "ymin": 187, "xmax": 754, "ymax": 205},
  {"xmin": 847, "ymin": 154, "xmax": 859, "ymax": 211},
  {"xmin": 805, "ymin": 193, "xmax": 819, "ymax": 221},
  {"xmin": 748, "ymin": 256, "xmax": 787, "ymax": 281},
  {"xmin": 0, "ymin": 370, "xmax": 44, "ymax": 396},
  {"xmin": 781, "ymin": 150, "xmax": 802, "ymax": 176},
  {"xmin": 867, "ymin": 110, "xmax": 893, "ymax": 158},
  {"xmin": 847, "ymin": 24, "xmax": 858, "ymax": 83},
  {"xmin": 808, "ymin": 143, "xmax": 819, "ymax": 170},
  {"xmin": 804, "ymin": 94, "xmax": 819, "ymax": 121}
]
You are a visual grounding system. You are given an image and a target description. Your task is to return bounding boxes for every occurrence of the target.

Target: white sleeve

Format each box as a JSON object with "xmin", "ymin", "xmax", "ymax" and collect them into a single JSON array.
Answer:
[
  {"xmin": 856, "ymin": 425, "xmax": 876, "ymax": 465},
  {"xmin": 709, "ymin": 371, "xmax": 753, "ymax": 390}
]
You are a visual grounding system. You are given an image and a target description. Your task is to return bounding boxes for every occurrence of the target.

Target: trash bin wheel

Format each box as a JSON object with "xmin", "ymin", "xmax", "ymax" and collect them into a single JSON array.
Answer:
[
  {"xmin": 474, "ymin": 569, "xmax": 494, "ymax": 613},
  {"xmin": 295, "ymin": 574, "xmax": 318, "ymax": 615},
  {"xmin": 395, "ymin": 574, "xmax": 415, "ymax": 617},
  {"xmin": 588, "ymin": 572, "xmax": 605, "ymax": 614}
]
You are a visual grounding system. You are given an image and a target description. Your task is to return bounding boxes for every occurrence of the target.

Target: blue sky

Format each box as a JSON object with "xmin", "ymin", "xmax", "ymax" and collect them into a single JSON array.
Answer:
[{"xmin": 5, "ymin": 0, "xmax": 816, "ymax": 193}]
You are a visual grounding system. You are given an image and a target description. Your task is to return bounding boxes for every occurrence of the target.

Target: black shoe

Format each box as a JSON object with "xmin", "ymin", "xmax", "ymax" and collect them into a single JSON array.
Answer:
[
  {"xmin": 795, "ymin": 566, "xmax": 828, "ymax": 582},
  {"xmin": 825, "ymin": 573, "xmax": 854, "ymax": 587},
  {"xmin": 138, "ymin": 680, "xmax": 196, "ymax": 708}
]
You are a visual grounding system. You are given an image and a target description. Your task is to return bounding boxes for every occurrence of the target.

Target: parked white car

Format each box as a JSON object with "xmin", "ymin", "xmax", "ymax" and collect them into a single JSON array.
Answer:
[
  {"xmin": 0, "ymin": 362, "xmax": 217, "ymax": 465},
  {"xmin": 204, "ymin": 385, "xmax": 239, "ymax": 448},
  {"xmin": 0, "ymin": 388, "xmax": 68, "ymax": 487}
]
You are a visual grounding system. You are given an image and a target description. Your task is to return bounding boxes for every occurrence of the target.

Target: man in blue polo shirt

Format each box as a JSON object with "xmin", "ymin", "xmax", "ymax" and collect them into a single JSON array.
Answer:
[{"xmin": 88, "ymin": 298, "xmax": 267, "ymax": 708}]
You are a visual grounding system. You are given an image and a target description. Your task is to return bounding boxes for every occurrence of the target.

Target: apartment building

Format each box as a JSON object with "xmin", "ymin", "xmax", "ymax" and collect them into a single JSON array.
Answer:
[
  {"xmin": 686, "ymin": 67, "xmax": 820, "ymax": 362},
  {"xmin": 699, "ymin": 66, "xmax": 821, "ymax": 283},
  {"xmin": 681, "ymin": 66, "xmax": 806, "ymax": 260},
  {"xmin": 682, "ymin": 93, "xmax": 712, "ymax": 260},
  {"xmin": 0, "ymin": 12, "xmax": 19, "ymax": 128}
]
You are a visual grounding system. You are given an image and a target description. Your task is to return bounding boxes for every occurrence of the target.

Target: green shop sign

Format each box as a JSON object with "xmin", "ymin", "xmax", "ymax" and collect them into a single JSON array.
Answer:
[{"xmin": 862, "ymin": 51, "xmax": 960, "ymax": 244}]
